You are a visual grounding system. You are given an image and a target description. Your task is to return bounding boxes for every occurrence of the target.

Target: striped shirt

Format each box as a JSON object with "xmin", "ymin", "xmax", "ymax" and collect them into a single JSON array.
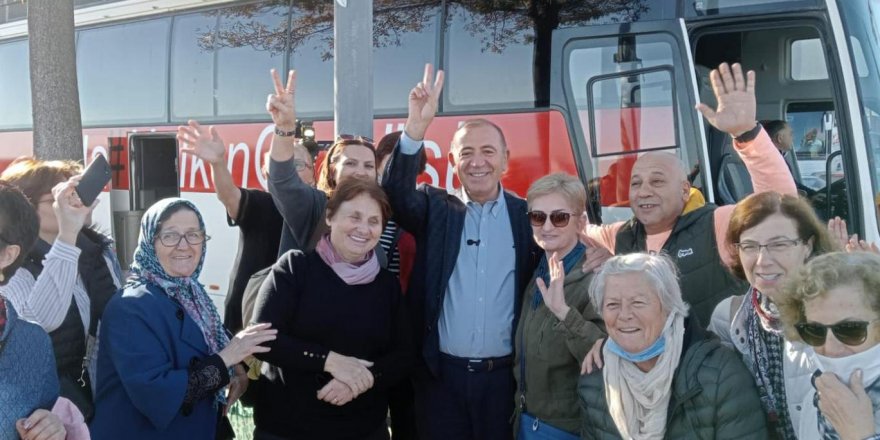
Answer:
[
  {"xmin": 378, "ymin": 221, "xmax": 401, "ymax": 274},
  {"xmin": 2, "ymin": 239, "xmax": 123, "ymax": 390}
]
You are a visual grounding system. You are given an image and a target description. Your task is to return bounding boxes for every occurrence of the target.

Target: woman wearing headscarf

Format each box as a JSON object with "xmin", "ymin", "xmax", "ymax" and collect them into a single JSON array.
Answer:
[
  {"xmin": 578, "ymin": 253, "xmax": 767, "ymax": 439},
  {"xmin": 90, "ymin": 198, "xmax": 276, "ymax": 439}
]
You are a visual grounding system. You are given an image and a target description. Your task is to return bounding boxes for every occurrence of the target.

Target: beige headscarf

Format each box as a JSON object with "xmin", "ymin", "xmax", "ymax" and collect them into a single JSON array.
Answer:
[{"xmin": 602, "ymin": 312, "xmax": 685, "ymax": 440}]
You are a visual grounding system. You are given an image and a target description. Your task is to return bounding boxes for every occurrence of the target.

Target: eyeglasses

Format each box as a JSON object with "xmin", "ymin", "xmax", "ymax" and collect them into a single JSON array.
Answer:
[
  {"xmin": 795, "ymin": 320, "xmax": 879, "ymax": 347},
  {"xmin": 293, "ymin": 159, "xmax": 313, "ymax": 171},
  {"xmin": 734, "ymin": 238, "xmax": 802, "ymax": 255},
  {"xmin": 335, "ymin": 134, "xmax": 375, "ymax": 149},
  {"xmin": 528, "ymin": 210, "xmax": 572, "ymax": 228},
  {"xmin": 156, "ymin": 231, "xmax": 211, "ymax": 247}
]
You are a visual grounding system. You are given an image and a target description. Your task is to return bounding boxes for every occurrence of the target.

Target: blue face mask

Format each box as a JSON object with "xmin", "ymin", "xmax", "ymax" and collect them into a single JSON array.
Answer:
[{"xmin": 606, "ymin": 332, "xmax": 666, "ymax": 363}]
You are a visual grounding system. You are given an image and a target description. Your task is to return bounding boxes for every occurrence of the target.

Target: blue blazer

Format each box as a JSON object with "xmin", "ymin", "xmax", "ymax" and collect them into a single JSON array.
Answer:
[
  {"xmin": 90, "ymin": 284, "xmax": 219, "ymax": 440},
  {"xmin": 382, "ymin": 145, "xmax": 541, "ymax": 377}
]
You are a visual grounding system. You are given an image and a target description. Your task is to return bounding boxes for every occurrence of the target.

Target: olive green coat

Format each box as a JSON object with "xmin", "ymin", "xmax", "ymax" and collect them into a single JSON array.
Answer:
[
  {"xmin": 578, "ymin": 318, "xmax": 768, "ymax": 440},
  {"xmin": 513, "ymin": 254, "xmax": 606, "ymax": 435}
]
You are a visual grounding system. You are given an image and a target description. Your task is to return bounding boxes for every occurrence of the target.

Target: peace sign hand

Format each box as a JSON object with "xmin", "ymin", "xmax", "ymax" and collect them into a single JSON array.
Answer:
[
  {"xmin": 266, "ymin": 69, "xmax": 297, "ymax": 132},
  {"xmin": 696, "ymin": 62, "xmax": 757, "ymax": 137},
  {"xmin": 405, "ymin": 63, "xmax": 445, "ymax": 141}
]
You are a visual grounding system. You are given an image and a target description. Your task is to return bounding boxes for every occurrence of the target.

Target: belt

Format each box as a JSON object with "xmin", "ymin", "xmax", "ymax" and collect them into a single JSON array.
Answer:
[{"xmin": 440, "ymin": 353, "xmax": 513, "ymax": 373}]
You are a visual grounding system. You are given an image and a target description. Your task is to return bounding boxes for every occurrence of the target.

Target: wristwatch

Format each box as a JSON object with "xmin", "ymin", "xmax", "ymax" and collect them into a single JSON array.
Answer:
[
  {"xmin": 274, "ymin": 125, "xmax": 296, "ymax": 137},
  {"xmin": 734, "ymin": 122, "xmax": 762, "ymax": 143}
]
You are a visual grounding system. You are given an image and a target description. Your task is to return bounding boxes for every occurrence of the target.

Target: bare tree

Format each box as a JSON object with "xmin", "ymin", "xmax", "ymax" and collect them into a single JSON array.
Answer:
[{"xmin": 28, "ymin": 0, "xmax": 83, "ymax": 160}]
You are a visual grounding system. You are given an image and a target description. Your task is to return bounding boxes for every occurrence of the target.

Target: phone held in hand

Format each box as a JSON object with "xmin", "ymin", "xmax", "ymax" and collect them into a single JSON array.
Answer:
[{"xmin": 75, "ymin": 154, "xmax": 112, "ymax": 207}]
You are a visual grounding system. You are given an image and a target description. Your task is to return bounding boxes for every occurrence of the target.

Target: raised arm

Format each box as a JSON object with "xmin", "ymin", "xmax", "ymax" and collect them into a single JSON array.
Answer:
[
  {"xmin": 4, "ymin": 178, "xmax": 91, "ymax": 331},
  {"xmin": 696, "ymin": 63, "xmax": 796, "ymax": 264},
  {"xmin": 265, "ymin": 69, "xmax": 326, "ymax": 249},
  {"xmin": 178, "ymin": 121, "xmax": 241, "ymax": 219},
  {"xmin": 381, "ymin": 64, "xmax": 444, "ymax": 233}
]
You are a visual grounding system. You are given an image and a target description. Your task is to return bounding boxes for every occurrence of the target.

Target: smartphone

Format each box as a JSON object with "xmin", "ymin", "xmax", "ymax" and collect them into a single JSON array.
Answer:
[{"xmin": 75, "ymin": 154, "xmax": 112, "ymax": 207}]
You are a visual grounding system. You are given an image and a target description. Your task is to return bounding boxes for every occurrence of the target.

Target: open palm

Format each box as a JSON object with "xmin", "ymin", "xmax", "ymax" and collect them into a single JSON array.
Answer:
[
  {"xmin": 696, "ymin": 62, "xmax": 757, "ymax": 137},
  {"xmin": 177, "ymin": 120, "xmax": 225, "ymax": 165}
]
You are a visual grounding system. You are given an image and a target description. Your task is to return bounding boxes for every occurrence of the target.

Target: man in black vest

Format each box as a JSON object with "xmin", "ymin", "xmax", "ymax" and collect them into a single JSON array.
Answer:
[{"xmin": 584, "ymin": 63, "xmax": 798, "ymax": 325}]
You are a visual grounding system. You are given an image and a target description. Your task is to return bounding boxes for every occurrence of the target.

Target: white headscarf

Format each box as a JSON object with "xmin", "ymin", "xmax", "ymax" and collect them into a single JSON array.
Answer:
[{"xmin": 603, "ymin": 312, "xmax": 686, "ymax": 440}]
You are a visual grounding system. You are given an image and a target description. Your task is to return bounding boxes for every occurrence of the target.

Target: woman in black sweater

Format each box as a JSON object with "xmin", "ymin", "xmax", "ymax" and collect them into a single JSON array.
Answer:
[{"xmin": 252, "ymin": 179, "xmax": 413, "ymax": 440}]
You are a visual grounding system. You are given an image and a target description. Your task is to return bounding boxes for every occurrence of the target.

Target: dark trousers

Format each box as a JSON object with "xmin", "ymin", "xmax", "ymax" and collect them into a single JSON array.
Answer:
[
  {"xmin": 389, "ymin": 379, "xmax": 419, "ymax": 439},
  {"xmin": 254, "ymin": 425, "xmax": 389, "ymax": 440},
  {"xmin": 413, "ymin": 353, "xmax": 515, "ymax": 440}
]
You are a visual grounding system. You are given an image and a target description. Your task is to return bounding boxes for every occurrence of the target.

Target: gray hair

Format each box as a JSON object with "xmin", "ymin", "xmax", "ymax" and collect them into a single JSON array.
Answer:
[
  {"xmin": 588, "ymin": 253, "xmax": 690, "ymax": 317},
  {"xmin": 526, "ymin": 173, "xmax": 587, "ymax": 213}
]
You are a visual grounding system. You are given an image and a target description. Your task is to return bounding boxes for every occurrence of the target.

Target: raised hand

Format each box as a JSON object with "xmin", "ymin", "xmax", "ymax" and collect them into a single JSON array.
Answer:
[
  {"xmin": 579, "ymin": 225, "xmax": 612, "ymax": 273},
  {"xmin": 815, "ymin": 370, "xmax": 876, "ymax": 440},
  {"xmin": 536, "ymin": 252, "xmax": 569, "ymax": 320},
  {"xmin": 317, "ymin": 378, "xmax": 356, "ymax": 406},
  {"xmin": 52, "ymin": 176, "xmax": 94, "ymax": 245},
  {"xmin": 178, "ymin": 120, "xmax": 226, "ymax": 166},
  {"xmin": 266, "ymin": 69, "xmax": 297, "ymax": 132},
  {"xmin": 828, "ymin": 216, "xmax": 849, "ymax": 251},
  {"xmin": 218, "ymin": 323, "xmax": 277, "ymax": 367},
  {"xmin": 404, "ymin": 63, "xmax": 445, "ymax": 141},
  {"xmin": 324, "ymin": 351, "xmax": 374, "ymax": 396},
  {"xmin": 696, "ymin": 63, "xmax": 757, "ymax": 137}
]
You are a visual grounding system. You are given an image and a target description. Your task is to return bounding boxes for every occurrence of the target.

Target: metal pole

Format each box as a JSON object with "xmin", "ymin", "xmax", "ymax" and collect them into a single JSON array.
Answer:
[{"xmin": 334, "ymin": 0, "xmax": 373, "ymax": 139}]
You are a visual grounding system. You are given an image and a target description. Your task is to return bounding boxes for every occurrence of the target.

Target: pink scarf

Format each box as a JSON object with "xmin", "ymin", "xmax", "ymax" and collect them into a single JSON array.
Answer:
[{"xmin": 315, "ymin": 234, "xmax": 380, "ymax": 285}]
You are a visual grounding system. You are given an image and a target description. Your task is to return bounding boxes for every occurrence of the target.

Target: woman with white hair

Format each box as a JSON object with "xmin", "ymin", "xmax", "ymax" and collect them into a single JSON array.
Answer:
[{"xmin": 578, "ymin": 253, "xmax": 767, "ymax": 439}]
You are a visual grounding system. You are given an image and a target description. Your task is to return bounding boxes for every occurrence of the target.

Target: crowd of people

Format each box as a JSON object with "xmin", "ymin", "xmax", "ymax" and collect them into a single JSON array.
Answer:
[{"xmin": 2, "ymin": 60, "xmax": 880, "ymax": 440}]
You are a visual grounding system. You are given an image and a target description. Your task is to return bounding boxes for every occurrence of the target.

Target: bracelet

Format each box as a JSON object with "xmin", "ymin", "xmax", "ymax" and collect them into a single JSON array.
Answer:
[
  {"xmin": 733, "ymin": 122, "xmax": 762, "ymax": 143},
  {"xmin": 274, "ymin": 125, "xmax": 296, "ymax": 137}
]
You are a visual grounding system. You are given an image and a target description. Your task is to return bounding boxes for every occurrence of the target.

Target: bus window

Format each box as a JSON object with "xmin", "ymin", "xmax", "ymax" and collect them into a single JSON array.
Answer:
[
  {"xmin": 171, "ymin": 12, "xmax": 216, "ymax": 120},
  {"xmin": 567, "ymin": 33, "xmax": 686, "ymax": 213},
  {"xmin": 791, "ymin": 38, "xmax": 829, "ymax": 81},
  {"xmin": 588, "ymin": 68, "xmax": 677, "ymax": 156},
  {"xmin": 215, "ymin": 4, "xmax": 287, "ymax": 118},
  {"xmin": 840, "ymin": 0, "xmax": 880, "ymax": 235},
  {"xmin": 77, "ymin": 18, "xmax": 171, "ymax": 125},
  {"xmin": 0, "ymin": 39, "xmax": 31, "ymax": 130}
]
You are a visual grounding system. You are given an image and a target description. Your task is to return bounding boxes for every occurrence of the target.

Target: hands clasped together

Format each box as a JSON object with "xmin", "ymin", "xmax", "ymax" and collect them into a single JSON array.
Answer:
[{"xmin": 319, "ymin": 351, "xmax": 376, "ymax": 406}]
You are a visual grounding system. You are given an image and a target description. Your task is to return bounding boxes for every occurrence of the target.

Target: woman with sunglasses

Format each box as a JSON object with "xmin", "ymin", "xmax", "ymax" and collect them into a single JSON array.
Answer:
[
  {"xmin": 707, "ymin": 191, "xmax": 833, "ymax": 439},
  {"xmin": 513, "ymin": 173, "xmax": 606, "ymax": 438},
  {"xmin": 777, "ymin": 251, "xmax": 880, "ymax": 440}
]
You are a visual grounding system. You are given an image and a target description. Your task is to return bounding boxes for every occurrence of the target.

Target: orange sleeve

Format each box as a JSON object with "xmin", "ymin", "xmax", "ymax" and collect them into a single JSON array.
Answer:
[{"xmin": 585, "ymin": 221, "xmax": 624, "ymax": 253}]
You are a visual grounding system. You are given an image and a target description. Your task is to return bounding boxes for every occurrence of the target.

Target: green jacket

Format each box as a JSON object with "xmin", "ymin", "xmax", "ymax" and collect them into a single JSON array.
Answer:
[
  {"xmin": 514, "ymin": 254, "xmax": 606, "ymax": 434},
  {"xmin": 578, "ymin": 317, "xmax": 768, "ymax": 440}
]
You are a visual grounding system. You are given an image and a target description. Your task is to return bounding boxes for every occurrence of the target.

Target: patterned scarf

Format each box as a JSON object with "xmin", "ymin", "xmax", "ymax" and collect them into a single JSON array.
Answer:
[
  {"xmin": 125, "ymin": 198, "xmax": 230, "ymax": 406},
  {"xmin": 741, "ymin": 287, "xmax": 797, "ymax": 439}
]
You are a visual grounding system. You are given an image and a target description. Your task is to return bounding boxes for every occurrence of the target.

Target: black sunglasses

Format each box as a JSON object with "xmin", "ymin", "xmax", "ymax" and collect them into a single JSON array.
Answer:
[
  {"xmin": 528, "ymin": 210, "xmax": 572, "ymax": 228},
  {"xmin": 335, "ymin": 134, "xmax": 375, "ymax": 148},
  {"xmin": 795, "ymin": 320, "xmax": 878, "ymax": 347}
]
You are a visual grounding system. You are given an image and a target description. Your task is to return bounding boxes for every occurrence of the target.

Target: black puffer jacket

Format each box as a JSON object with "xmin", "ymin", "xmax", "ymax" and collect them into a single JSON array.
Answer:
[{"xmin": 578, "ymin": 317, "xmax": 768, "ymax": 440}]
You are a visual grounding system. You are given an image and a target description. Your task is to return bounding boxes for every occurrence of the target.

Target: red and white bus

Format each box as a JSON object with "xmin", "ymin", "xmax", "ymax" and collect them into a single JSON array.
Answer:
[{"xmin": 2, "ymin": 0, "xmax": 880, "ymax": 311}]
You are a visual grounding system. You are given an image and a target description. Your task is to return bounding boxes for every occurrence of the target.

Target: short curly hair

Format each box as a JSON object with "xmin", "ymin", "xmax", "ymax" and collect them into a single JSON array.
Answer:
[
  {"xmin": 777, "ymin": 251, "xmax": 880, "ymax": 342},
  {"xmin": 0, "ymin": 180, "xmax": 40, "ymax": 284},
  {"xmin": 725, "ymin": 191, "xmax": 833, "ymax": 280}
]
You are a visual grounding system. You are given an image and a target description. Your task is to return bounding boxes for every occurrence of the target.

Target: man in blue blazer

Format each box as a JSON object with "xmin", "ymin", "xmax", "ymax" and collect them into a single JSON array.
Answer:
[{"xmin": 383, "ymin": 65, "xmax": 604, "ymax": 440}]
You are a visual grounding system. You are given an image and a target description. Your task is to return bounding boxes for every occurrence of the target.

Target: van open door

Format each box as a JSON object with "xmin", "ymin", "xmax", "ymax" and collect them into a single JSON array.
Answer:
[
  {"xmin": 111, "ymin": 132, "xmax": 179, "ymax": 267},
  {"xmin": 551, "ymin": 19, "xmax": 707, "ymax": 225}
]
